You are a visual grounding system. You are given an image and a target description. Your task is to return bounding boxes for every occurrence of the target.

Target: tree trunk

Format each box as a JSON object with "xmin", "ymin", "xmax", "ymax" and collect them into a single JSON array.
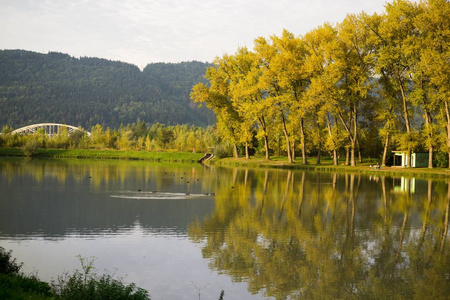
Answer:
[
  {"xmin": 399, "ymin": 79, "xmax": 411, "ymax": 167},
  {"xmin": 245, "ymin": 142, "xmax": 249, "ymax": 159},
  {"xmin": 291, "ymin": 140, "xmax": 296, "ymax": 161},
  {"xmin": 263, "ymin": 135, "xmax": 270, "ymax": 160},
  {"xmin": 445, "ymin": 101, "xmax": 450, "ymax": 168},
  {"xmin": 300, "ymin": 118, "xmax": 307, "ymax": 164},
  {"xmin": 425, "ymin": 111, "xmax": 433, "ymax": 168},
  {"xmin": 281, "ymin": 113, "xmax": 293, "ymax": 163},
  {"xmin": 382, "ymin": 125, "xmax": 390, "ymax": 166},
  {"xmin": 346, "ymin": 147, "xmax": 350, "ymax": 166},
  {"xmin": 259, "ymin": 116, "xmax": 270, "ymax": 160},
  {"xmin": 351, "ymin": 140, "xmax": 356, "ymax": 166},
  {"xmin": 357, "ymin": 138, "xmax": 362, "ymax": 163},
  {"xmin": 351, "ymin": 104, "xmax": 358, "ymax": 166},
  {"xmin": 316, "ymin": 121, "xmax": 321, "ymax": 164},
  {"xmin": 419, "ymin": 73, "xmax": 433, "ymax": 169},
  {"xmin": 337, "ymin": 111, "xmax": 354, "ymax": 166},
  {"xmin": 326, "ymin": 114, "xmax": 338, "ymax": 165},
  {"xmin": 233, "ymin": 144, "xmax": 238, "ymax": 158}
]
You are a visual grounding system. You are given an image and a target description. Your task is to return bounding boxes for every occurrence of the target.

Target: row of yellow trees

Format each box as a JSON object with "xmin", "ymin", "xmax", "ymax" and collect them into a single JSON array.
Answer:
[
  {"xmin": 191, "ymin": 0, "xmax": 450, "ymax": 167},
  {"xmin": 0, "ymin": 122, "xmax": 218, "ymax": 153}
]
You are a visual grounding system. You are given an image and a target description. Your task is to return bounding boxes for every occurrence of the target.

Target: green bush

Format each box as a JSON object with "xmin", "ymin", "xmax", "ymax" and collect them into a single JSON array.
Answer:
[
  {"xmin": 0, "ymin": 247, "xmax": 55, "ymax": 299},
  {"xmin": 214, "ymin": 144, "xmax": 232, "ymax": 158},
  {"xmin": 0, "ymin": 247, "xmax": 23, "ymax": 275},
  {"xmin": 0, "ymin": 273, "xmax": 55, "ymax": 300},
  {"xmin": 51, "ymin": 256, "xmax": 150, "ymax": 300},
  {"xmin": 434, "ymin": 152, "xmax": 449, "ymax": 168},
  {"xmin": 0, "ymin": 250, "xmax": 150, "ymax": 300},
  {"xmin": 22, "ymin": 138, "xmax": 41, "ymax": 157}
]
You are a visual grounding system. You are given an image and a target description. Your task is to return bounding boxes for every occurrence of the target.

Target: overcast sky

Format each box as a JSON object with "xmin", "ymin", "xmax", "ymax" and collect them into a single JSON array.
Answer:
[{"xmin": 1, "ymin": 0, "xmax": 390, "ymax": 69}]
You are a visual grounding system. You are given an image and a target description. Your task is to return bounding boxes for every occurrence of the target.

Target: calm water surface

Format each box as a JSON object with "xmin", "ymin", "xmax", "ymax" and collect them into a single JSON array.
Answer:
[{"xmin": 1, "ymin": 158, "xmax": 449, "ymax": 299}]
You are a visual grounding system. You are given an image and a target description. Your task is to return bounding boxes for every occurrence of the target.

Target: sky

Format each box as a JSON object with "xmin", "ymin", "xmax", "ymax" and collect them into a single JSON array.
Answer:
[{"xmin": 1, "ymin": 0, "xmax": 390, "ymax": 69}]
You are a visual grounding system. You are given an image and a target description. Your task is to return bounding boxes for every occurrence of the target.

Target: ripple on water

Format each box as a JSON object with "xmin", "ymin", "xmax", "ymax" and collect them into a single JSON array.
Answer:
[{"xmin": 110, "ymin": 191, "xmax": 213, "ymax": 200}]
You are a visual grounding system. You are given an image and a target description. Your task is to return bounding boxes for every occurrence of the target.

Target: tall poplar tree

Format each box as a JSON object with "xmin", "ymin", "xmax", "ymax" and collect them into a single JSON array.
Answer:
[
  {"xmin": 414, "ymin": 0, "xmax": 450, "ymax": 167},
  {"xmin": 303, "ymin": 24, "xmax": 342, "ymax": 165},
  {"xmin": 191, "ymin": 55, "xmax": 245, "ymax": 158},
  {"xmin": 333, "ymin": 13, "xmax": 375, "ymax": 166},
  {"xmin": 376, "ymin": 0, "xmax": 421, "ymax": 167},
  {"xmin": 229, "ymin": 47, "xmax": 272, "ymax": 160},
  {"xmin": 271, "ymin": 30, "xmax": 310, "ymax": 164},
  {"xmin": 254, "ymin": 32, "xmax": 295, "ymax": 163}
]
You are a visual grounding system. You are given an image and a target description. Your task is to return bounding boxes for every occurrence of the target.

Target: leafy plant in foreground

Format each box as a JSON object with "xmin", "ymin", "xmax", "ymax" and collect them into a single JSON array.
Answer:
[
  {"xmin": 51, "ymin": 255, "xmax": 150, "ymax": 300},
  {"xmin": 0, "ymin": 247, "xmax": 55, "ymax": 299},
  {"xmin": 0, "ymin": 246, "xmax": 23, "ymax": 275}
]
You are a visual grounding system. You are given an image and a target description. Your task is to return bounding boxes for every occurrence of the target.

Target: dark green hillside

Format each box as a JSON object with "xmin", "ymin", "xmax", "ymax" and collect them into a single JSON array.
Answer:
[{"xmin": 0, "ymin": 50, "xmax": 214, "ymax": 129}]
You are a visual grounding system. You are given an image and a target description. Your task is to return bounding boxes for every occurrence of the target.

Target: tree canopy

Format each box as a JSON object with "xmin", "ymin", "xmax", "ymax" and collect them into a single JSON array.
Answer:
[{"xmin": 191, "ymin": 0, "xmax": 450, "ymax": 167}]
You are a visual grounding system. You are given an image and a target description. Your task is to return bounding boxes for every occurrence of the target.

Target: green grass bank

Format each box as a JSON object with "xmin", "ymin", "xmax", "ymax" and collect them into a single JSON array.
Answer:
[
  {"xmin": 0, "ymin": 147, "xmax": 203, "ymax": 163},
  {"xmin": 2, "ymin": 147, "xmax": 450, "ymax": 179},
  {"xmin": 213, "ymin": 156, "xmax": 450, "ymax": 179}
]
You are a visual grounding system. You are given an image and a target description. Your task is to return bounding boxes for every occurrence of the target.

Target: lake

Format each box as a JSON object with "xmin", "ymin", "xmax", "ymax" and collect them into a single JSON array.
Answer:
[{"xmin": 1, "ymin": 158, "xmax": 449, "ymax": 299}]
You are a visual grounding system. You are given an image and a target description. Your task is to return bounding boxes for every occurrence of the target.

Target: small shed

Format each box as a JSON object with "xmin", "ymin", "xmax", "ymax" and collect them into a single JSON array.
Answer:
[{"xmin": 392, "ymin": 151, "xmax": 429, "ymax": 168}]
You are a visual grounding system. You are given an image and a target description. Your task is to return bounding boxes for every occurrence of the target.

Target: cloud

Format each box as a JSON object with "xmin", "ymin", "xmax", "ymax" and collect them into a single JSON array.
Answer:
[{"xmin": 1, "ymin": 0, "xmax": 389, "ymax": 67}]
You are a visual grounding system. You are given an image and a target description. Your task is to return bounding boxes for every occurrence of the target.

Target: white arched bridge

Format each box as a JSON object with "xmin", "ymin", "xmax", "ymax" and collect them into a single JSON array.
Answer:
[{"xmin": 12, "ymin": 123, "xmax": 91, "ymax": 137}]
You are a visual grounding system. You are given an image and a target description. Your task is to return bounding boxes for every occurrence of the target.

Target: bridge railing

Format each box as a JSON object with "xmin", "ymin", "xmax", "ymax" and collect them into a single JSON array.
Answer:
[{"xmin": 11, "ymin": 123, "xmax": 91, "ymax": 137}]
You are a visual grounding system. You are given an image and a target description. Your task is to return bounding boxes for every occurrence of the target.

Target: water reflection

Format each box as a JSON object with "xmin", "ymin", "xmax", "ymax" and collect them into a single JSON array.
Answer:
[
  {"xmin": 1, "ymin": 159, "xmax": 449, "ymax": 299},
  {"xmin": 188, "ymin": 170, "xmax": 450, "ymax": 299},
  {"xmin": 0, "ymin": 158, "xmax": 268, "ymax": 300},
  {"xmin": 0, "ymin": 158, "xmax": 216, "ymax": 238}
]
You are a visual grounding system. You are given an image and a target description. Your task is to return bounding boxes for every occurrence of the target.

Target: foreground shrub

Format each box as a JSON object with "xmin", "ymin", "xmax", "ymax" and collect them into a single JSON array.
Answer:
[
  {"xmin": 0, "ymin": 247, "xmax": 55, "ymax": 299},
  {"xmin": 0, "ymin": 247, "xmax": 23, "ymax": 275},
  {"xmin": 51, "ymin": 256, "xmax": 150, "ymax": 300},
  {"xmin": 0, "ymin": 273, "xmax": 55, "ymax": 300},
  {"xmin": 0, "ymin": 249, "xmax": 150, "ymax": 300}
]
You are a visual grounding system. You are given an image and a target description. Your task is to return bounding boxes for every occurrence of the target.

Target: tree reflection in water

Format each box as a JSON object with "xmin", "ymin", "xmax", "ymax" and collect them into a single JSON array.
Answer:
[{"xmin": 188, "ymin": 170, "xmax": 450, "ymax": 299}]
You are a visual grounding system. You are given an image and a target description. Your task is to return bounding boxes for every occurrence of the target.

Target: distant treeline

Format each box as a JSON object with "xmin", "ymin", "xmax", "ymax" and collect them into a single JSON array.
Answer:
[
  {"xmin": 192, "ymin": 0, "xmax": 449, "ymax": 168},
  {"xmin": 0, "ymin": 121, "xmax": 229, "ymax": 156},
  {"xmin": 0, "ymin": 50, "xmax": 215, "ymax": 129}
]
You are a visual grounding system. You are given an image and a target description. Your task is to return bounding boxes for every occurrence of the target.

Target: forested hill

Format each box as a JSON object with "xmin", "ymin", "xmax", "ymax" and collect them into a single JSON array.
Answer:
[{"xmin": 0, "ymin": 50, "xmax": 215, "ymax": 129}]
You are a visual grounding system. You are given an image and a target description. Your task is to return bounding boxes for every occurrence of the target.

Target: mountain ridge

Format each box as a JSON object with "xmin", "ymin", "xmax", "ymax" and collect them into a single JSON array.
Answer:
[{"xmin": 0, "ymin": 49, "xmax": 214, "ymax": 130}]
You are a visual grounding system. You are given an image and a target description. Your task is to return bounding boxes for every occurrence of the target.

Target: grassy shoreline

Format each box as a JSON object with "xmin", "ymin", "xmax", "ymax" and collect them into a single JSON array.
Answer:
[
  {"xmin": 0, "ymin": 147, "xmax": 204, "ymax": 163},
  {"xmin": 213, "ymin": 156, "xmax": 450, "ymax": 179},
  {"xmin": 2, "ymin": 147, "xmax": 450, "ymax": 178}
]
